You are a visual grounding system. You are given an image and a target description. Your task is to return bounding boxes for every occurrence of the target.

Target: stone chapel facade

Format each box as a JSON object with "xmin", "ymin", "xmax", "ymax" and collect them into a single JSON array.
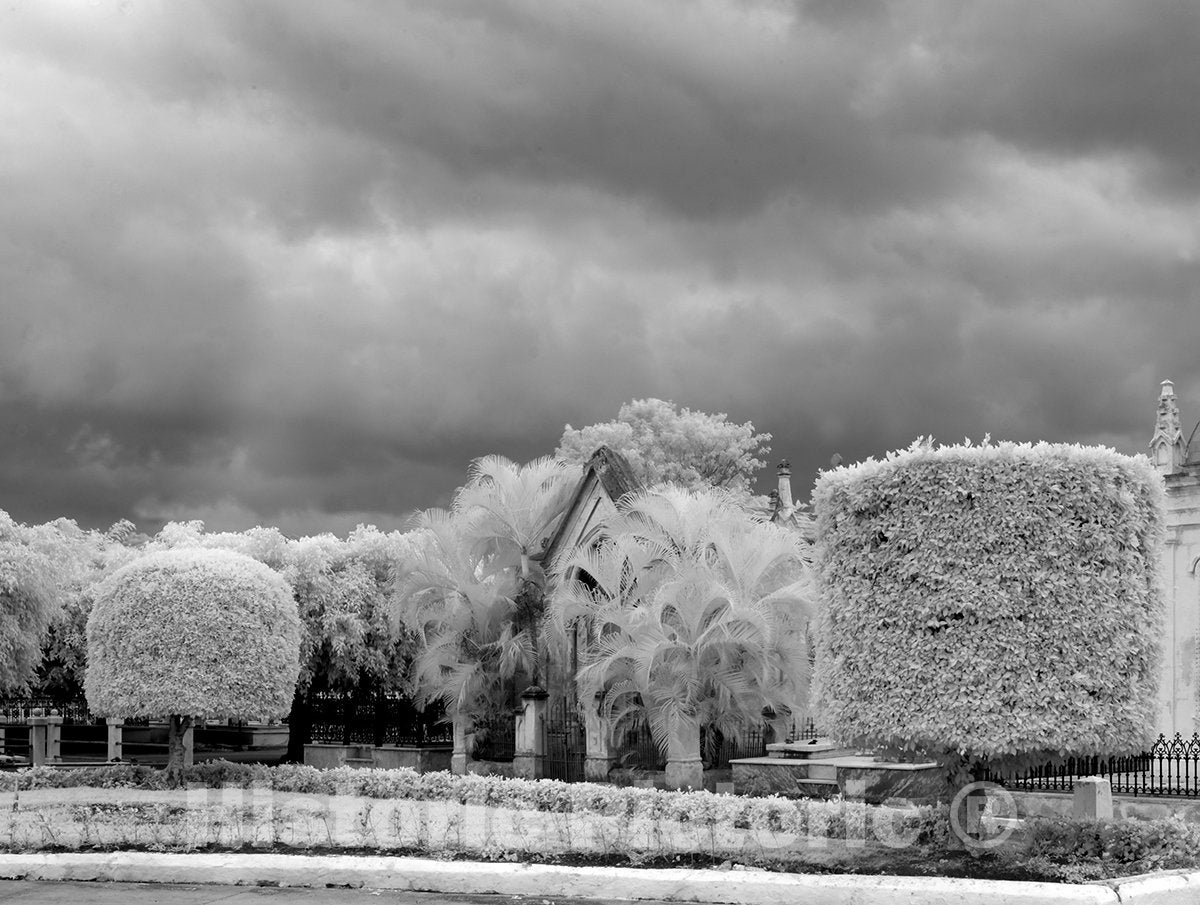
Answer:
[{"xmin": 1149, "ymin": 379, "xmax": 1200, "ymax": 736}]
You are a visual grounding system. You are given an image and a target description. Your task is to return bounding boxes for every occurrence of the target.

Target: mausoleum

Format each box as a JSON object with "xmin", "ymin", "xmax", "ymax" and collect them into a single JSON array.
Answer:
[{"xmin": 1149, "ymin": 379, "xmax": 1200, "ymax": 735}]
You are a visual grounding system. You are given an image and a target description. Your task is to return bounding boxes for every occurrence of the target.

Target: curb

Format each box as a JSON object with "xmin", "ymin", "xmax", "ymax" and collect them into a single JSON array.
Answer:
[
  {"xmin": 0, "ymin": 852, "xmax": 1125, "ymax": 905},
  {"xmin": 1106, "ymin": 868, "xmax": 1200, "ymax": 904}
]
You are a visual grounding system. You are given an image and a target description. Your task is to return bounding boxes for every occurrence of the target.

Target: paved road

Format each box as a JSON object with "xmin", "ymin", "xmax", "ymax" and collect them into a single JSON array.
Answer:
[{"xmin": 0, "ymin": 882, "xmax": 665, "ymax": 905}]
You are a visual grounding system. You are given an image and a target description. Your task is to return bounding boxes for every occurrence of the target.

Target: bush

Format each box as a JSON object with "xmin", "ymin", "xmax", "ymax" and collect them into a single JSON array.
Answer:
[
  {"xmin": 813, "ymin": 439, "xmax": 1165, "ymax": 764},
  {"xmin": 86, "ymin": 548, "xmax": 301, "ymax": 721},
  {"xmin": 1012, "ymin": 816, "xmax": 1200, "ymax": 881}
]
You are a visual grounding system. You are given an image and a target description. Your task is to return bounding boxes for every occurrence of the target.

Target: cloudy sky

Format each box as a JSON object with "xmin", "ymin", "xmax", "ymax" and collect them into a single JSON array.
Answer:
[{"xmin": 3, "ymin": 0, "xmax": 1199, "ymax": 537}]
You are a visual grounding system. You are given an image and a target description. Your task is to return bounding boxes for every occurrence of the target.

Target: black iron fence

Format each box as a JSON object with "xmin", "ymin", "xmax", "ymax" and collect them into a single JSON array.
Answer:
[
  {"xmin": 308, "ymin": 691, "xmax": 451, "ymax": 747},
  {"xmin": 0, "ymin": 724, "xmax": 30, "ymax": 760},
  {"xmin": 473, "ymin": 713, "xmax": 516, "ymax": 762},
  {"xmin": 707, "ymin": 725, "xmax": 767, "ymax": 769},
  {"xmin": 980, "ymin": 733, "xmax": 1200, "ymax": 798},
  {"xmin": 544, "ymin": 698, "xmax": 586, "ymax": 782},
  {"xmin": 0, "ymin": 697, "xmax": 95, "ymax": 725},
  {"xmin": 787, "ymin": 717, "xmax": 821, "ymax": 743}
]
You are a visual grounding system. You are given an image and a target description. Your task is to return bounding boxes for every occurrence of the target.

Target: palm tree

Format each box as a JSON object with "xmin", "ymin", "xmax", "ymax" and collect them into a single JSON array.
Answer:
[
  {"xmin": 396, "ymin": 509, "xmax": 531, "ymax": 743},
  {"xmin": 549, "ymin": 486, "xmax": 813, "ymax": 790},
  {"xmin": 453, "ymin": 454, "xmax": 578, "ymax": 684},
  {"xmin": 455, "ymin": 454, "xmax": 577, "ymax": 585}
]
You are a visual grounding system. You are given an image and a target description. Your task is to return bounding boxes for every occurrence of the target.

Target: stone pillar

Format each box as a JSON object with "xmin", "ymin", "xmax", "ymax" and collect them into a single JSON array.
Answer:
[
  {"xmin": 776, "ymin": 461, "xmax": 794, "ymax": 521},
  {"xmin": 29, "ymin": 709, "xmax": 48, "ymax": 767},
  {"xmin": 44, "ymin": 710, "xmax": 63, "ymax": 764},
  {"xmin": 664, "ymin": 718, "xmax": 702, "ymax": 791},
  {"xmin": 451, "ymin": 715, "xmax": 472, "ymax": 776},
  {"xmin": 584, "ymin": 695, "xmax": 615, "ymax": 782},
  {"xmin": 512, "ymin": 686, "xmax": 549, "ymax": 781},
  {"xmin": 1073, "ymin": 776, "xmax": 1114, "ymax": 820},
  {"xmin": 106, "ymin": 717, "xmax": 124, "ymax": 761}
]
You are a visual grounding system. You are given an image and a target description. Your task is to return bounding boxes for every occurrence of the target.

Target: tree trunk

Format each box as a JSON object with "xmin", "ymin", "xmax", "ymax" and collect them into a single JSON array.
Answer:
[
  {"xmin": 285, "ymin": 688, "xmax": 311, "ymax": 763},
  {"xmin": 165, "ymin": 714, "xmax": 193, "ymax": 787},
  {"xmin": 664, "ymin": 713, "xmax": 703, "ymax": 791},
  {"xmin": 515, "ymin": 566, "xmax": 543, "ymax": 687}
]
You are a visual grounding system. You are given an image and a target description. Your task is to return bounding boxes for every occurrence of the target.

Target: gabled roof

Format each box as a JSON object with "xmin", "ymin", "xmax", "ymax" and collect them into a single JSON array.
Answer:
[
  {"xmin": 586, "ymin": 445, "xmax": 640, "ymax": 501},
  {"xmin": 537, "ymin": 446, "xmax": 640, "ymax": 568}
]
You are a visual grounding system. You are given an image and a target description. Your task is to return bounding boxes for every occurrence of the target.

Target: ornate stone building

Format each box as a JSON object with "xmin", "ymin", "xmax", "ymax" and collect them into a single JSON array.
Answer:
[
  {"xmin": 537, "ymin": 450, "xmax": 811, "ymax": 708},
  {"xmin": 1149, "ymin": 380, "xmax": 1200, "ymax": 736}
]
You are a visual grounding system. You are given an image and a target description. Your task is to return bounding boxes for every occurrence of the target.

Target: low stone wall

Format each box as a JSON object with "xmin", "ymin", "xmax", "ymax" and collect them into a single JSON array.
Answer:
[
  {"xmin": 303, "ymin": 744, "xmax": 371, "ymax": 769},
  {"xmin": 304, "ymin": 745, "xmax": 453, "ymax": 773},
  {"xmin": 465, "ymin": 759, "xmax": 514, "ymax": 778},
  {"xmin": 1012, "ymin": 790, "xmax": 1200, "ymax": 823},
  {"xmin": 371, "ymin": 746, "xmax": 452, "ymax": 773}
]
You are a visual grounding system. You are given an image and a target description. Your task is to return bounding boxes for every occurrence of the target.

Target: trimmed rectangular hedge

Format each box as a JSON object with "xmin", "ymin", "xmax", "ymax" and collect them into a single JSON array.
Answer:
[{"xmin": 812, "ymin": 440, "xmax": 1166, "ymax": 764}]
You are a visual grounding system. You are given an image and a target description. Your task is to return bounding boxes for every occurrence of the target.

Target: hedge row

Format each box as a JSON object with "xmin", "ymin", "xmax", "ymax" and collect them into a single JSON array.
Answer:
[
  {"xmin": 11, "ymin": 761, "xmax": 947, "ymax": 844},
  {"xmin": 813, "ymin": 439, "xmax": 1166, "ymax": 764},
  {"xmin": 13, "ymin": 763, "xmax": 1200, "ymax": 879}
]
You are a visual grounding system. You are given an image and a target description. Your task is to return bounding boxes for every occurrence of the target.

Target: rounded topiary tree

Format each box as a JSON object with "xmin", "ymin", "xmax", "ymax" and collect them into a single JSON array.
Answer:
[
  {"xmin": 86, "ymin": 548, "xmax": 301, "ymax": 783},
  {"xmin": 813, "ymin": 439, "xmax": 1165, "ymax": 778}
]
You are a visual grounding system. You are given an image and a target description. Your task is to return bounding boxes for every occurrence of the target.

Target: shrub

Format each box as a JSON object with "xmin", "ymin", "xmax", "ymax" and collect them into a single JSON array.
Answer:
[
  {"xmin": 813, "ymin": 439, "xmax": 1165, "ymax": 765},
  {"xmin": 85, "ymin": 548, "xmax": 302, "ymax": 783},
  {"xmin": 14, "ymin": 761, "xmax": 950, "ymax": 848},
  {"xmin": 1013, "ymin": 816, "xmax": 1200, "ymax": 881}
]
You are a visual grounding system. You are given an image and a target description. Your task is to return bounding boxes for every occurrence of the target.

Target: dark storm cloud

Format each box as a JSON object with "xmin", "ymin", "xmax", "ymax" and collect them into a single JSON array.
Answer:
[
  {"xmin": 164, "ymin": 0, "xmax": 970, "ymax": 220},
  {"xmin": 2, "ymin": 0, "xmax": 1199, "ymax": 534},
  {"xmin": 881, "ymin": 2, "xmax": 1200, "ymax": 196}
]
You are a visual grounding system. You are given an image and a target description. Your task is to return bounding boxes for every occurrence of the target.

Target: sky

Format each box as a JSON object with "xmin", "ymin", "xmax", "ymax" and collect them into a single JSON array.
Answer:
[{"xmin": 3, "ymin": 0, "xmax": 1199, "ymax": 538}]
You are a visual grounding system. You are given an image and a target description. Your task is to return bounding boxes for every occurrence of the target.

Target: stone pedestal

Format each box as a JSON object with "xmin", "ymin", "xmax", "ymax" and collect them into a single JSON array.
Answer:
[
  {"xmin": 666, "ymin": 757, "xmax": 703, "ymax": 791},
  {"xmin": 512, "ymin": 686, "xmax": 549, "ymax": 781},
  {"xmin": 583, "ymin": 696, "xmax": 615, "ymax": 782},
  {"xmin": 451, "ymin": 716, "xmax": 472, "ymax": 776},
  {"xmin": 664, "ymin": 721, "xmax": 702, "ymax": 791},
  {"xmin": 1073, "ymin": 776, "xmax": 1114, "ymax": 820},
  {"xmin": 29, "ymin": 710, "xmax": 48, "ymax": 766},
  {"xmin": 106, "ymin": 718, "xmax": 124, "ymax": 761}
]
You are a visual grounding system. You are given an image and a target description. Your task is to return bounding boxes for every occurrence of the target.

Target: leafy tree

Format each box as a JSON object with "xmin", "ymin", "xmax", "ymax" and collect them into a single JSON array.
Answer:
[
  {"xmin": 283, "ymin": 526, "xmax": 423, "ymax": 759},
  {"xmin": 555, "ymin": 398, "xmax": 771, "ymax": 499},
  {"xmin": 34, "ymin": 519, "xmax": 142, "ymax": 699},
  {"xmin": 549, "ymin": 486, "xmax": 813, "ymax": 789},
  {"xmin": 0, "ymin": 512, "xmax": 60, "ymax": 693},
  {"xmin": 85, "ymin": 548, "xmax": 301, "ymax": 785},
  {"xmin": 0, "ymin": 513, "xmax": 139, "ymax": 697}
]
